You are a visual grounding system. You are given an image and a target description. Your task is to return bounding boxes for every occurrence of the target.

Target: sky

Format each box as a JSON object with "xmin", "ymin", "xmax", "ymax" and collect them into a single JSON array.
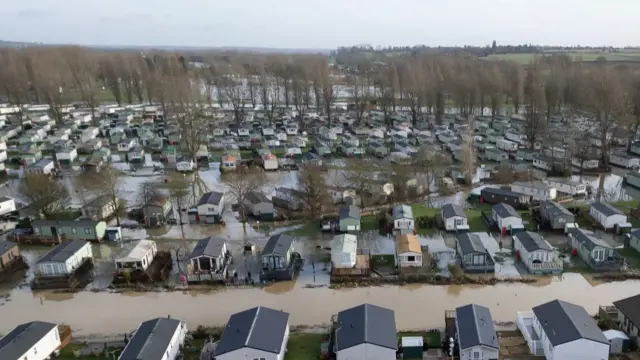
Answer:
[{"xmin": 2, "ymin": 0, "xmax": 639, "ymax": 49}]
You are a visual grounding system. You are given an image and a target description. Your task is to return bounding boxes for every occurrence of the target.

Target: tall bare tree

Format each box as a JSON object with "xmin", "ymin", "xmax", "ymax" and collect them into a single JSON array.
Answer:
[
  {"xmin": 296, "ymin": 165, "xmax": 331, "ymax": 220},
  {"xmin": 20, "ymin": 173, "xmax": 70, "ymax": 220},
  {"xmin": 222, "ymin": 168, "xmax": 268, "ymax": 224}
]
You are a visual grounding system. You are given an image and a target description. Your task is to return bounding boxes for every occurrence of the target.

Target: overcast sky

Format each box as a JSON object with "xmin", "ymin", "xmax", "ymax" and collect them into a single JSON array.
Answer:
[{"xmin": 3, "ymin": 0, "xmax": 638, "ymax": 49}]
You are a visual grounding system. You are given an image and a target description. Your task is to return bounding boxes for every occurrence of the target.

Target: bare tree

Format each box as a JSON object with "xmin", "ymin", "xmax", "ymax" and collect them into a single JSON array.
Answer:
[
  {"xmin": 220, "ymin": 61, "xmax": 249, "ymax": 124},
  {"xmin": 524, "ymin": 60, "xmax": 547, "ymax": 150},
  {"xmin": 296, "ymin": 165, "xmax": 331, "ymax": 220},
  {"xmin": 75, "ymin": 167, "xmax": 125, "ymax": 225},
  {"xmin": 257, "ymin": 60, "xmax": 280, "ymax": 123},
  {"xmin": 222, "ymin": 168, "xmax": 268, "ymax": 224},
  {"xmin": 0, "ymin": 50, "xmax": 31, "ymax": 126},
  {"xmin": 61, "ymin": 47, "xmax": 102, "ymax": 124},
  {"xmin": 162, "ymin": 173, "xmax": 191, "ymax": 239},
  {"xmin": 20, "ymin": 173, "xmax": 70, "ymax": 219},
  {"xmin": 99, "ymin": 53, "xmax": 124, "ymax": 105},
  {"xmin": 28, "ymin": 49, "xmax": 72, "ymax": 123},
  {"xmin": 313, "ymin": 58, "xmax": 338, "ymax": 126}
]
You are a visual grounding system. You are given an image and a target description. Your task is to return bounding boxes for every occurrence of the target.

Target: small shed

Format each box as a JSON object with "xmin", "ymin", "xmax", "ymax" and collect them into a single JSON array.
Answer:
[
  {"xmin": 331, "ymin": 234, "xmax": 357, "ymax": 268},
  {"xmin": 339, "ymin": 205, "xmax": 361, "ymax": 232},
  {"xmin": 604, "ymin": 329, "xmax": 630, "ymax": 354},
  {"xmin": 401, "ymin": 337, "xmax": 424, "ymax": 359}
]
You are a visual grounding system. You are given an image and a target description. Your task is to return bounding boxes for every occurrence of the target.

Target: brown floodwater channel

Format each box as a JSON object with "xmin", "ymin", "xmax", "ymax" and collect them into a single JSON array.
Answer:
[{"xmin": 0, "ymin": 273, "xmax": 638, "ymax": 337}]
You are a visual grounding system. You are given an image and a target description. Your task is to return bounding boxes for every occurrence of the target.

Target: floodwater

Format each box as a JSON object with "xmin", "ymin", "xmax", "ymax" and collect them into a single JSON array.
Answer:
[{"xmin": 0, "ymin": 273, "xmax": 638, "ymax": 337}]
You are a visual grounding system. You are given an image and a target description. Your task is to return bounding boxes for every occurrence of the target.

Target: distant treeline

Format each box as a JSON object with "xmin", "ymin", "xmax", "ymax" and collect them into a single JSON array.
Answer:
[{"xmin": 332, "ymin": 44, "xmax": 640, "ymax": 57}]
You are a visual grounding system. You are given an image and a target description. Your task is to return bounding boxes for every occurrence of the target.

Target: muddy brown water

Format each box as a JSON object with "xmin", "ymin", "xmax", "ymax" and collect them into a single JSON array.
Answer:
[{"xmin": 0, "ymin": 273, "xmax": 638, "ymax": 337}]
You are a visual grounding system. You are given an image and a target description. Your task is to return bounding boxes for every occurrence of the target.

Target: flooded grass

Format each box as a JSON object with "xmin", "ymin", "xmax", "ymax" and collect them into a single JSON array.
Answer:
[
  {"xmin": 619, "ymin": 247, "xmax": 640, "ymax": 269},
  {"xmin": 284, "ymin": 333, "xmax": 327, "ymax": 360}
]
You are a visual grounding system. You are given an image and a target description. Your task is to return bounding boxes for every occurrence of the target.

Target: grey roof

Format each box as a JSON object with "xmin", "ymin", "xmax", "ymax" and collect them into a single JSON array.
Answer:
[
  {"xmin": 339, "ymin": 205, "xmax": 361, "ymax": 220},
  {"xmin": 262, "ymin": 234, "xmax": 294, "ymax": 256},
  {"xmin": 441, "ymin": 204, "xmax": 466, "ymax": 219},
  {"xmin": 0, "ymin": 196, "xmax": 13, "ymax": 203},
  {"xmin": 613, "ymin": 293, "xmax": 640, "ymax": 328},
  {"xmin": 455, "ymin": 304, "xmax": 499, "ymax": 350},
  {"xmin": 245, "ymin": 191, "xmax": 270, "ymax": 205},
  {"xmin": 0, "ymin": 321, "xmax": 58, "ymax": 360},
  {"xmin": 568, "ymin": 228, "xmax": 612, "ymax": 250},
  {"xmin": 492, "ymin": 203, "xmax": 520, "ymax": 219},
  {"xmin": 0, "ymin": 240, "xmax": 17, "ymax": 257},
  {"xmin": 590, "ymin": 202, "xmax": 624, "ymax": 217},
  {"xmin": 37, "ymin": 240, "xmax": 88, "ymax": 264},
  {"xmin": 119, "ymin": 318, "xmax": 183, "ymax": 360},
  {"xmin": 216, "ymin": 307, "xmax": 290, "ymax": 356},
  {"xmin": 514, "ymin": 231, "xmax": 552, "ymax": 252},
  {"xmin": 32, "ymin": 219, "xmax": 101, "ymax": 228},
  {"xmin": 513, "ymin": 181, "xmax": 551, "ymax": 191},
  {"xmin": 196, "ymin": 191, "xmax": 224, "ymax": 206},
  {"xmin": 481, "ymin": 187, "xmax": 527, "ymax": 199},
  {"xmin": 392, "ymin": 204, "xmax": 414, "ymax": 220},
  {"xmin": 532, "ymin": 300, "xmax": 609, "ymax": 346},
  {"xmin": 335, "ymin": 304, "xmax": 397, "ymax": 351},
  {"xmin": 540, "ymin": 201, "xmax": 573, "ymax": 218},
  {"xmin": 456, "ymin": 233, "xmax": 488, "ymax": 255},
  {"xmin": 189, "ymin": 237, "xmax": 226, "ymax": 259}
]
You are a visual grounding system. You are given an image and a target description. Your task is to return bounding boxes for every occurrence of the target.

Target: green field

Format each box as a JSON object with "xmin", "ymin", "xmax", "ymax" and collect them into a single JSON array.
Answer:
[{"xmin": 485, "ymin": 52, "xmax": 640, "ymax": 65}]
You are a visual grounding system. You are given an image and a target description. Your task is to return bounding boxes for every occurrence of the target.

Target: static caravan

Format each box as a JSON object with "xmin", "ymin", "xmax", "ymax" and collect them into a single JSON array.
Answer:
[
  {"xmin": 114, "ymin": 239, "xmax": 157, "ymax": 273},
  {"xmin": 610, "ymin": 151, "xmax": 640, "ymax": 169},
  {"xmin": 496, "ymin": 138, "xmax": 518, "ymax": 152},
  {"xmin": 331, "ymin": 234, "xmax": 357, "ymax": 268},
  {"xmin": 36, "ymin": 240, "xmax": 93, "ymax": 277}
]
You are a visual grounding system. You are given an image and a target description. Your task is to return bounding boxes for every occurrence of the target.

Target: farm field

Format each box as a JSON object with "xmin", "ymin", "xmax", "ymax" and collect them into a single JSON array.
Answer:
[{"xmin": 485, "ymin": 52, "xmax": 640, "ymax": 65}]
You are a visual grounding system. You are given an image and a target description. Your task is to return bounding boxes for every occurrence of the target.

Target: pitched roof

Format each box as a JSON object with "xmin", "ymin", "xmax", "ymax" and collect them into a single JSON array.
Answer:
[
  {"xmin": 441, "ymin": 204, "xmax": 466, "ymax": 219},
  {"xmin": 197, "ymin": 191, "xmax": 224, "ymax": 206},
  {"xmin": 119, "ymin": 318, "xmax": 183, "ymax": 360},
  {"xmin": 613, "ymin": 293, "xmax": 640, "ymax": 328},
  {"xmin": 568, "ymin": 228, "xmax": 612, "ymax": 250},
  {"xmin": 396, "ymin": 234, "xmax": 421, "ymax": 254},
  {"xmin": 0, "ymin": 240, "xmax": 17, "ymax": 258},
  {"xmin": 215, "ymin": 307, "xmax": 290, "ymax": 356},
  {"xmin": 455, "ymin": 304, "xmax": 499, "ymax": 350},
  {"xmin": 189, "ymin": 237, "xmax": 226, "ymax": 259},
  {"xmin": 492, "ymin": 203, "xmax": 520, "ymax": 218},
  {"xmin": 532, "ymin": 300, "xmax": 608, "ymax": 346},
  {"xmin": 540, "ymin": 201, "xmax": 574, "ymax": 217},
  {"xmin": 262, "ymin": 235, "xmax": 294, "ymax": 256},
  {"xmin": 392, "ymin": 204, "xmax": 413, "ymax": 220},
  {"xmin": 456, "ymin": 233, "xmax": 488, "ymax": 255},
  {"xmin": 32, "ymin": 219, "xmax": 101, "ymax": 228},
  {"xmin": 591, "ymin": 202, "xmax": 624, "ymax": 217},
  {"xmin": 0, "ymin": 321, "xmax": 58, "ymax": 360},
  {"xmin": 481, "ymin": 187, "xmax": 526, "ymax": 199},
  {"xmin": 514, "ymin": 231, "xmax": 552, "ymax": 252},
  {"xmin": 339, "ymin": 205, "xmax": 361, "ymax": 220},
  {"xmin": 37, "ymin": 240, "xmax": 88, "ymax": 263},
  {"xmin": 335, "ymin": 304, "xmax": 397, "ymax": 351},
  {"xmin": 246, "ymin": 191, "xmax": 270, "ymax": 205}
]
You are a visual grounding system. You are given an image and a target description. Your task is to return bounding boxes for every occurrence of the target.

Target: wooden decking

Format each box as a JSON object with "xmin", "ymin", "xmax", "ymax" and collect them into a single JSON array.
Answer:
[{"xmin": 331, "ymin": 255, "xmax": 370, "ymax": 276}]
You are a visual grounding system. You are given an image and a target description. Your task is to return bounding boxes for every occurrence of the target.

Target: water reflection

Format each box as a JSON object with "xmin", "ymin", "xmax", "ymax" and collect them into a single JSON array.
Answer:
[{"xmin": 0, "ymin": 275, "xmax": 637, "ymax": 336}]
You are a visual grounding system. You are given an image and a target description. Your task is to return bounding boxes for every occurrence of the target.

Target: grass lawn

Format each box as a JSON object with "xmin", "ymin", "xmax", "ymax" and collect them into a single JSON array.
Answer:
[
  {"xmin": 398, "ymin": 330, "xmax": 441, "ymax": 348},
  {"xmin": 57, "ymin": 343, "xmax": 122, "ymax": 359},
  {"xmin": 619, "ymin": 247, "xmax": 640, "ymax": 269},
  {"xmin": 411, "ymin": 204, "xmax": 438, "ymax": 217},
  {"xmin": 285, "ymin": 221, "xmax": 321, "ymax": 236},
  {"xmin": 284, "ymin": 333, "xmax": 327, "ymax": 360}
]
